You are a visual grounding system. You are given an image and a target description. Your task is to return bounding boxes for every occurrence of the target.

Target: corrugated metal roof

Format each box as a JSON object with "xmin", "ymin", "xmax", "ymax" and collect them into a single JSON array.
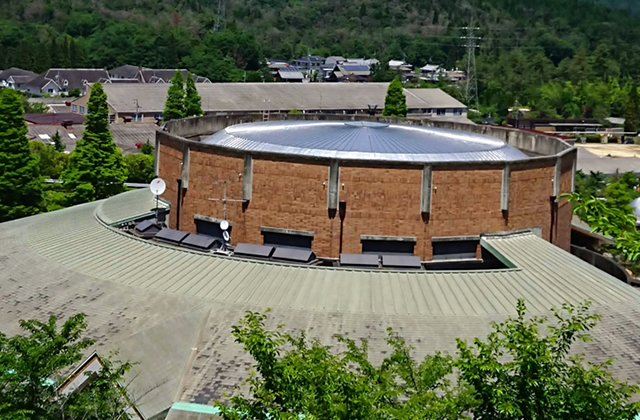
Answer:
[
  {"xmin": 97, "ymin": 83, "xmax": 467, "ymax": 113},
  {"xmin": 201, "ymin": 120, "xmax": 527, "ymax": 162},
  {"xmin": 3, "ymin": 189, "xmax": 640, "ymax": 415}
]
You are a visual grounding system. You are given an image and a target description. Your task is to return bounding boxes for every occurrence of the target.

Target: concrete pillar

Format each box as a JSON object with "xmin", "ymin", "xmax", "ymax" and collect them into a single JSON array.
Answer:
[
  {"xmin": 553, "ymin": 156, "xmax": 561, "ymax": 198},
  {"xmin": 570, "ymin": 153, "xmax": 577, "ymax": 193},
  {"xmin": 181, "ymin": 144, "xmax": 190, "ymax": 189},
  {"xmin": 243, "ymin": 155, "xmax": 253, "ymax": 201},
  {"xmin": 420, "ymin": 165, "xmax": 432, "ymax": 215},
  {"xmin": 501, "ymin": 164, "xmax": 511, "ymax": 211},
  {"xmin": 327, "ymin": 160, "xmax": 340, "ymax": 210},
  {"xmin": 154, "ymin": 136, "xmax": 161, "ymax": 177}
]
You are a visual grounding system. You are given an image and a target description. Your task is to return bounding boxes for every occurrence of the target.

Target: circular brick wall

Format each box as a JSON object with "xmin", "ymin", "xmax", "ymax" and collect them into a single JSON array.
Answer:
[{"xmin": 157, "ymin": 115, "xmax": 575, "ymax": 260}]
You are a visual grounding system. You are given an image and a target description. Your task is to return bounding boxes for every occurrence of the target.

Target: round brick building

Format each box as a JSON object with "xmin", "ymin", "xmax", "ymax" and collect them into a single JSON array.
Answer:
[{"xmin": 156, "ymin": 115, "xmax": 576, "ymax": 261}]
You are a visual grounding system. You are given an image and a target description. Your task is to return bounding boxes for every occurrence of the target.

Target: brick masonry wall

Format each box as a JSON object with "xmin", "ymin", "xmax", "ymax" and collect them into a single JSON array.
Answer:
[{"xmin": 158, "ymin": 141, "xmax": 574, "ymax": 259}]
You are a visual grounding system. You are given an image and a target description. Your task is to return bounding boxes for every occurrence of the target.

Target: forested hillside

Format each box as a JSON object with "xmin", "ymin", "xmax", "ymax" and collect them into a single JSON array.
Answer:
[{"xmin": 2, "ymin": 0, "xmax": 640, "ymax": 118}]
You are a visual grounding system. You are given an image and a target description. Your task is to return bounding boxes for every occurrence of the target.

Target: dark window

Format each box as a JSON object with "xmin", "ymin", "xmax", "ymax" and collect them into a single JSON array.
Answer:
[
  {"xmin": 436, "ymin": 108, "xmax": 445, "ymax": 116},
  {"xmin": 361, "ymin": 236, "xmax": 416, "ymax": 255},
  {"xmin": 262, "ymin": 227, "xmax": 314, "ymax": 249},
  {"xmin": 454, "ymin": 108, "xmax": 463, "ymax": 115},
  {"xmin": 432, "ymin": 240, "xmax": 478, "ymax": 261},
  {"xmin": 195, "ymin": 217, "xmax": 232, "ymax": 239}
]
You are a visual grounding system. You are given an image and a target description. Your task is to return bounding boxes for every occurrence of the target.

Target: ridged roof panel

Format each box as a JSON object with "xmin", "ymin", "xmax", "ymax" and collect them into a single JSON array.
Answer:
[{"xmin": 201, "ymin": 120, "xmax": 528, "ymax": 162}]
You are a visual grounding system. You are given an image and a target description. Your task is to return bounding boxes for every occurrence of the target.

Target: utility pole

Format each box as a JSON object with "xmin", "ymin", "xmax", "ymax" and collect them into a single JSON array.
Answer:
[
  {"xmin": 207, "ymin": 180, "xmax": 244, "ymax": 221},
  {"xmin": 214, "ymin": 0, "xmax": 225, "ymax": 32},
  {"xmin": 461, "ymin": 25, "xmax": 480, "ymax": 111}
]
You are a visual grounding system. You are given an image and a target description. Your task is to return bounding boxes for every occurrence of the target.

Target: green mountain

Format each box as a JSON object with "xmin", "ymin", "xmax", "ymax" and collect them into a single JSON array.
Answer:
[
  {"xmin": 596, "ymin": 0, "xmax": 640, "ymax": 14},
  {"xmin": 1, "ymin": 0, "xmax": 640, "ymax": 118}
]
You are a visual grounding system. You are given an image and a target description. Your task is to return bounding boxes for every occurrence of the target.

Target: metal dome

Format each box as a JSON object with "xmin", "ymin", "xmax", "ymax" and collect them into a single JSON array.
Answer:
[{"xmin": 200, "ymin": 120, "xmax": 528, "ymax": 163}]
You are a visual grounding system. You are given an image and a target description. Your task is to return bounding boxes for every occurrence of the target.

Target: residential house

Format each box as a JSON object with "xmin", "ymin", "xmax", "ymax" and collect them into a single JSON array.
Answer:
[
  {"xmin": 267, "ymin": 59, "xmax": 290, "ymax": 79},
  {"xmin": 446, "ymin": 70, "xmax": 466, "ymax": 83},
  {"xmin": 0, "ymin": 68, "xmax": 38, "ymax": 90},
  {"xmin": 420, "ymin": 64, "xmax": 446, "ymax": 82},
  {"xmin": 324, "ymin": 56, "xmax": 346, "ymax": 67},
  {"xmin": 24, "ymin": 68, "xmax": 111, "ymax": 97},
  {"xmin": 27, "ymin": 97, "xmax": 73, "ymax": 114},
  {"xmin": 25, "ymin": 112, "xmax": 85, "ymax": 126},
  {"xmin": 388, "ymin": 60, "xmax": 413, "ymax": 73},
  {"xmin": 77, "ymin": 82, "xmax": 469, "ymax": 123},
  {"xmin": 275, "ymin": 67, "xmax": 305, "ymax": 83},
  {"xmin": 108, "ymin": 66, "xmax": 211, "ymax": 83},
  {"xmin": 293, "ymin": 56, "xmax": 325, "ymax": 73},
  {"xmin": 107, "ymin": 64, "xmax": 140, "ymax": 81},
  {"xmin": 345, "ymin": 58, "xmax": 379, "ymax": 67},
  {"xmin": 327, "ymin": 64, "xmax": 371, "ymax": 82}
]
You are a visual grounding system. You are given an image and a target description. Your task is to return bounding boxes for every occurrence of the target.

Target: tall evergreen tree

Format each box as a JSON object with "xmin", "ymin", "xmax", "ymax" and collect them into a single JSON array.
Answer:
[
  {"xmin": 184, "ymin": 73, "xmax": 203, "ymax": 117},
  {"xmin": 0, "ymin": 90, "xmax": 43, "ymax": 222},
  {"xmin": 52, "ymin": 130, "xmax": 65, "ymax": 152},
  {"xmin": 624, "ymin": 98, "xmax": 637, "ymax": 134},
  {"xmin": 382, "ymin": 78, "xmax": 408, "ymax": 117},
  {"xmin": 62, "ymin": 83, "xmax": 127, "ymax": 205},
  {"xmin": 50, "ymin": 37, "xmax": 60, "ymax": 68},
  {"xmin": 163, "ymin": 70, "xmax": 186, "ymax": 121}
]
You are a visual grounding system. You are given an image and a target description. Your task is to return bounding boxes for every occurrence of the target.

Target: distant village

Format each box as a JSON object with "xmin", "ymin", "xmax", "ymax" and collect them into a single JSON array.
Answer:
[{"xmin": 0, "ymin": 58, "xmax": 466, "ymax": 97}]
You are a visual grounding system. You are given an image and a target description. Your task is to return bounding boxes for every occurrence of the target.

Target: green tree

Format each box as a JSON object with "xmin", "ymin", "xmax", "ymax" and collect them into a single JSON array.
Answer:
[
  {"xmin": 0, "ymin": 314, "xmax": 135, "ymax": 420},
  {"xmin": 184, "ymin": 73, "xmax": 203, "ymax": 117},
  {"xmin": 163, "ymin": 70, "xmax": 186, "ymax": 121},
  {"xmin": 51, "ymin": 130, "xmax": 65, "ymax": 152},
  {"xmin": 382, "ymin": 78, "xmax": 407, "ymax": 117},
  {"xmin": 30, "ymin": 141, "xmax": 69, "ymax": 179},
  {"xmin": 215, "ymin": 311, "xmax": 475, "ymax": 420},
  {"xmin": 61, "ymin": 83, "xmax": 127, "ymax": 204},
  {"xmin": 456, "ymin": 299, "xmax": 640, "ymax": 420},
  {"xmin": 124, "ymin": 153, "xmax": 155, "ymax": 183},
  {"xmin": 0, "ymin": 89, "xmax": 43, "ymax": 222}
]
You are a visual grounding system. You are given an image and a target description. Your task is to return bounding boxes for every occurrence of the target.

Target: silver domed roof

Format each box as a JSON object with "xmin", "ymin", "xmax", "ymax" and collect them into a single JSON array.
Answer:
[{"xmin": 201, "ymin": 120, "xmax": 528, "ymax": 163}]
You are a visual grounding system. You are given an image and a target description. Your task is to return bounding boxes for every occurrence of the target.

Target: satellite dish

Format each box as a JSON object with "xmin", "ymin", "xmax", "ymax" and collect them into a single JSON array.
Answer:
[
  {"xmin": 222, "ymin": 231, "xmax": 230, "ymax": 242},
  {"xmin": 220, "ymin": 220, "xmax": 229, "ymax": 231},
  {"xmin": 149, "ymin": 178, "xmax": 166, "ymax": 196}
]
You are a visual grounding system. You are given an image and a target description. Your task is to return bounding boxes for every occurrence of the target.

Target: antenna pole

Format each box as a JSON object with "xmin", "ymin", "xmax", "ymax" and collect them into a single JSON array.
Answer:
[{"xmin": 223, "ymin": 180, "xmax": 227, "ymax": 220}]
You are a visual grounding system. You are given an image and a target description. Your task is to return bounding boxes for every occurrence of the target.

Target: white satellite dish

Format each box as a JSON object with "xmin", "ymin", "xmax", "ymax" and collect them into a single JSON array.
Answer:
[
  {"xmin": 222, "ymin": 231, "xmax": 230, "ymax": 242},
  {"xmin": 220, "ymin": 220, "xmax": 230, "ymax": 231},
  {"xmin": 149, "ymin": 178, "xmax": 166, "ymax": 196}
]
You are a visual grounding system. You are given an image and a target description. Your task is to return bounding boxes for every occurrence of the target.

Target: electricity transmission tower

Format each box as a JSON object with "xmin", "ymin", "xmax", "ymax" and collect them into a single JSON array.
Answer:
[
  {"xmin": 461, "ymin": 26, "xmax": 480, "ymax": 110},
  {"xmin": 214, "ymin": 0, "xmax": 226, "ymax": 32}
]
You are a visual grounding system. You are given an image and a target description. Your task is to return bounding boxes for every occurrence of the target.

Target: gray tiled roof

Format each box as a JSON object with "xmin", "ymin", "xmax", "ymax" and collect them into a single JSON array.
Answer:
[
  {"xmin": 2, "ymin": 189, "xmax": 640, "ymax": 417},
  {"xmin": 0, "ymin": 67, "xmax": 37, "ymax": 81},
  {"xmin": 100, "ymin": 83, "xmax": 467, "ymax": 113},
  {"xmin": 29, "ymin": 68, "xmax": 111, "ymax": 90},
  {"xmin": 27, "ymin": 124, "xmax": 156, "ymax": 154}
]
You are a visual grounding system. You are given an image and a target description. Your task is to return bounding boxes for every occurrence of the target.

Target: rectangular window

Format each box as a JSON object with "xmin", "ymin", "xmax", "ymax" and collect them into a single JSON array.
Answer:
[
  {"xmin": 261, "ymin": 226, "xmax": 314, "ymax": 249},
  {"xmin": 436, "ymin": 108, "xmax": 445, "ymax": 116},
  {"xmin": 79, "ymin": 106, "xmax": 85, "ymax": 114},
  {"xmin": 454, "ymin": 108, "xmax": 463, "ymax": 115},
  {"xmin": 431, "ymin": 236, "xmax": 479, "ymax": 261},
  {"xmin": 72, "ymin": 105, "xmax": 77, "ymax": 112},
  {"xmin": 361, "ymin": 235, "xmax": 416, "ymax": 255}
]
